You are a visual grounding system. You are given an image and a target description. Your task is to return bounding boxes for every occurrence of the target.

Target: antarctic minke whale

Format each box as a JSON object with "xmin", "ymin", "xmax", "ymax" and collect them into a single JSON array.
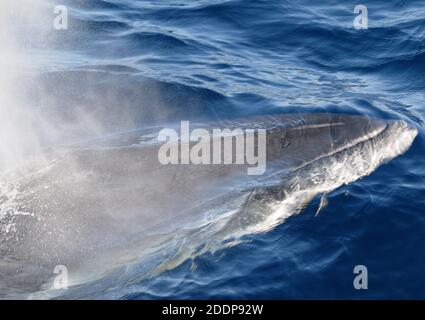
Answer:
[{"xmin": 0, "ymin": 113, "xmax": 417, "ymax": 298}]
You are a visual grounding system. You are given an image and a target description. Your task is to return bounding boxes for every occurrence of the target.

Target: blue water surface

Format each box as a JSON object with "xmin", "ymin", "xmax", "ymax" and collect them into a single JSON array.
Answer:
[{"xmin": 37, "ymin": 0, "xmax": 425, "ymax": 299}]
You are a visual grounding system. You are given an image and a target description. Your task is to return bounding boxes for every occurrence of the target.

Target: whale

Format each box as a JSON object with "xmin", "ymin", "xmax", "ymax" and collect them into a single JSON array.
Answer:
[{"xmin": 0, "ymin": 113, "xmax": 418, "ymax": 298}]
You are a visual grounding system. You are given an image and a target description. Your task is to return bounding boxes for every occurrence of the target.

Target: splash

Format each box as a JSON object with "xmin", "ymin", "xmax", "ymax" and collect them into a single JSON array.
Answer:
[{"xmin": 0, "ymin": 1, "xmax": 51, "ymax": 172}]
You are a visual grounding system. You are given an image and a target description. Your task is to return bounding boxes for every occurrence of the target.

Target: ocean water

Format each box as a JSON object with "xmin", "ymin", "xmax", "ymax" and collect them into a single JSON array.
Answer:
[{"xmin": 0, "ymin": 0, "xmax": 424, "ymax": 299}]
